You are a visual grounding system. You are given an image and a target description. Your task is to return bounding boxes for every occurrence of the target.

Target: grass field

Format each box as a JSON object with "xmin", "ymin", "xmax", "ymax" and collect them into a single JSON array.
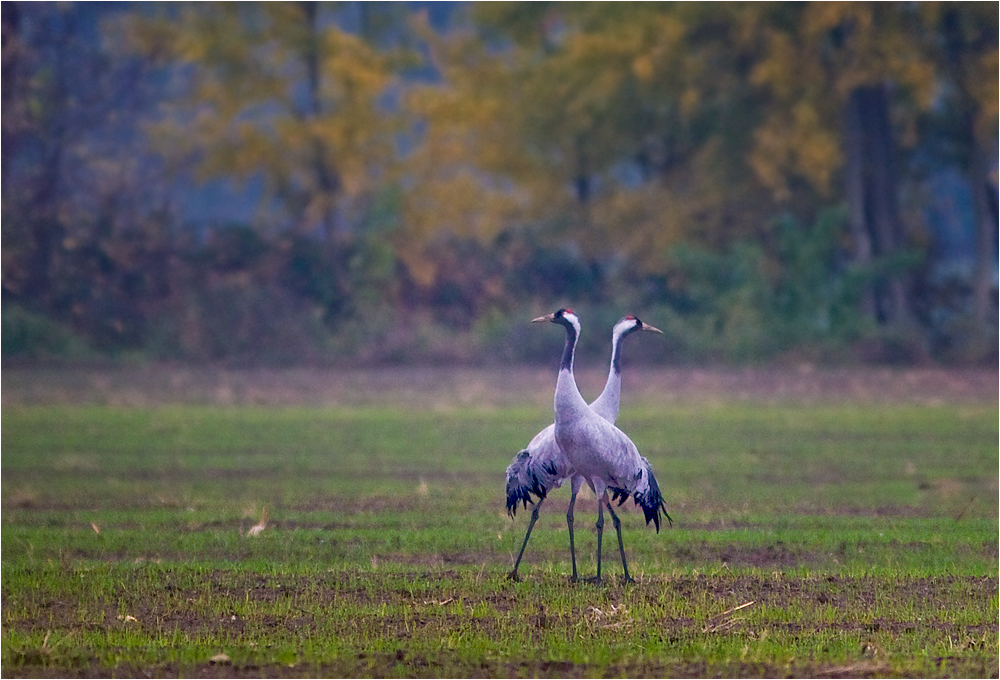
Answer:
[{"xmin": 1, "ymin": 367, "xmax": 997, "ymax": 677}]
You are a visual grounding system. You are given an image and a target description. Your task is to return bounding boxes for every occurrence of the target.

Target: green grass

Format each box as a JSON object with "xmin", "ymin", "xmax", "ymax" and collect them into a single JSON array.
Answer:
[{"xmin": 2, "ymin": 400, "xmax": 997, "ymax": 677}]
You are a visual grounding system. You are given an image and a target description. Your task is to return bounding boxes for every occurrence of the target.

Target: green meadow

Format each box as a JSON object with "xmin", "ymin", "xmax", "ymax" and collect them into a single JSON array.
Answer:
[{"xmin": 2, "ymin": 373, "xmax": 997, "ymax": 677}]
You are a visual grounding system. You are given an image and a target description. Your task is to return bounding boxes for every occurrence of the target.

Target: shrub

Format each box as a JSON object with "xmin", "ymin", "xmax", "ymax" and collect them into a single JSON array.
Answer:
[{"xmin": 1, "ymin": 305, "xmax": 94, "ymax": 360}]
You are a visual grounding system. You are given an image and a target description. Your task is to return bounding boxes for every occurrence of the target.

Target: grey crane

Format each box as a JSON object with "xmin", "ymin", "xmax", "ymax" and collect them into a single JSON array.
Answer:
[
  {"xmin": 534, "ymin": 308, "xmax": 671, "ymax": 584},
  {"xmin": 505, "ymin": 314, "xmax": 663, "ymax": 581}
]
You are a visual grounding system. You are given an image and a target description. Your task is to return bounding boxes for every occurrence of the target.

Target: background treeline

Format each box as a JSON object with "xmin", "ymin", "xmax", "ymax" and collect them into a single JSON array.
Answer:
[{"xmin": 2, "ymin": 2, "xmax": 997, "ymax": 366}]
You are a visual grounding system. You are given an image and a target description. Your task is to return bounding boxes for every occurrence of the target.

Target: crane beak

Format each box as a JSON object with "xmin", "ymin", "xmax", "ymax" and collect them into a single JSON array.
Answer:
[
  {"xmin": 531, "ymin": 313, "xmax": 556, "ymax": 324},
  {"xmin": 641, "ymin": 322, "xmax": 663, "ymax": 334}
]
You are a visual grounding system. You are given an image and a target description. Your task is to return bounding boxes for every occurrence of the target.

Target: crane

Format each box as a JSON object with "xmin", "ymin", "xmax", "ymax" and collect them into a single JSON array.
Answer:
[
  {"xmin": 534, "ymin": 308, "xmax": 671, "ymax": 584},
  {"xmin": 505, "ymin": 314, "xmax": 663, "ymax": 581}
]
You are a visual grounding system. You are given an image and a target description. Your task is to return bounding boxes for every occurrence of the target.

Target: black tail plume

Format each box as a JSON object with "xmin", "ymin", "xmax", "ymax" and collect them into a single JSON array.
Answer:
[
  {"xmin": 634, "ymin": 464, "xmax": 672, "ymax": 532},
  {"xmin": 505, "ymin": 450, "xmax": 554, "ymax": 518}
]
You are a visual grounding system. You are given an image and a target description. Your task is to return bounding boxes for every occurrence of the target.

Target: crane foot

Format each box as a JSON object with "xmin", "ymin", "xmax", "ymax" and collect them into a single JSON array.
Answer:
[{"xmin": 506, "ymin": 570, "xmax": 522, "ymax": 582}]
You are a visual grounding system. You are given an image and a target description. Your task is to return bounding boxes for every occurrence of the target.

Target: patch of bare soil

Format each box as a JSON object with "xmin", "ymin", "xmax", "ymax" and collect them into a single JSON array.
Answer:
[{"xmin": 2, "ymin": 365, "xmax": 996, "ymax": 407}]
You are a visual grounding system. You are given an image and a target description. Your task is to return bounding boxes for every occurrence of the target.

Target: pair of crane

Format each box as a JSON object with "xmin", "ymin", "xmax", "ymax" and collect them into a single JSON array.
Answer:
[{"xmin": 505, "ymin": 308, "xmax": 671, "ymax": 584}]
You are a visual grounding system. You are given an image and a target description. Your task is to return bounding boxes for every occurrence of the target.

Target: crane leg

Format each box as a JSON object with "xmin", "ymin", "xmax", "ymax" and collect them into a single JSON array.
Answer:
[
  {"xmin": 604, "ymin": 500, "xmax": 634, "ymax": 584},
  {"xmin": 592, "ymin": 502, "xmax": 605, "ymax": 585},
  {"xmin": 508, "ymin": 497, "xmax": 545, "ymax": 581},
  {"xmin": 566, "ymin": 489, "xmax": 579, "ymax": 582}
]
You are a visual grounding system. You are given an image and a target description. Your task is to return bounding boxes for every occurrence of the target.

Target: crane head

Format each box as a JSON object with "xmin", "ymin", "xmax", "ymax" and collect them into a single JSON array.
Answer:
[
  {"xmin": 531, "ymin": 308, "xmax": 576, "ymax": 325},
  {"xmin": 615, "ymin": 315, "xmax": 663, "ymax": 339},
  {"xmin": 627, "ymin": 315, "xmax": 663, "ymax": 334}
]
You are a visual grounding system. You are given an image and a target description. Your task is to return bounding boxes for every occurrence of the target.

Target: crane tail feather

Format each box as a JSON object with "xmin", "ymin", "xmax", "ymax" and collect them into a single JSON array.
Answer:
[
  {"xmin": 505, "ymin": 450, "xmax": 558, "ymax": 518},
  {"xmin": 633, "ymin": 463, "xmax": 671, "ymax": 533},
  {"xmin": 610, "ymin": 486, "xmax": 630, "ymax": 507}
]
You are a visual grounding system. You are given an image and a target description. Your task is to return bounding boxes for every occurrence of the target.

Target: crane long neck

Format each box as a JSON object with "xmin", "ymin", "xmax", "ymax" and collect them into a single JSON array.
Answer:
[
  {"xmin": 559, "ymin": 321, "xmax": 577, "ymax": 373},
  {"xmin": 555, "ymin": 319, "xmax": 588, "ymax": 418},
  {"xmin": 591, "ymin": 327, "xmax": 626, "ymax": 422},
  {"xmin": 611, "ymin": 329, "xmax": 627, "ymax": 375}
]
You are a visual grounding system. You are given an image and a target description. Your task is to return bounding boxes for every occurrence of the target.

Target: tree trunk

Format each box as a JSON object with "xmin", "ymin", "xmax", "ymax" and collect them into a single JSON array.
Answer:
[
  {"xmin": 970, "ymin": 146, "xmax": 998, "ymax": 324},
  {"xmin": 844, "ymin": 87, "xmax": 877, "ymax": 320},
  {"xmin": 300, "ymin": 1, "xmax": 340, "ymax": 240},
  {"xmin": 863, "ymin": 84, "xmax": 910, "ymax": 325},
  {"xmin": 843, "ymin": 84, "xmax": 911, "ymax": 325},
  {"xmin": 940, "ymin": 5, "xmax": 998, "ymax": 326}
]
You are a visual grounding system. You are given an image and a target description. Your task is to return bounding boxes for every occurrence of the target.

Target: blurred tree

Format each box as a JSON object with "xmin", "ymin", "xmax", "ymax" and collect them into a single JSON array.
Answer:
[
  {"xmin": 2, "ymin": 2, "xmax": 174, "ymax": 349},
  {"xmin": 922, "ymin": 2, "xmax": 998, "ymax": 326},
  {"xmin": 408, "ymin": 2, "xmax": 995, "ymax": 350},
  {"xmin": 752, "ymin": 4, "xmax": 936, "ymax": 329},
  {"xmin": 747, "ymin": 2, "xmax": 997, "ymax": 335},
  {"xmin": 404, "ymin": 3, "xmax": 778, "ymax": 281},
  {"xmin": 4, "ymin": 1, "xmax": 994, "ymax": 364},
  {"xmin": 125, "ymin": 2, "xmax": 409, "ymax": 331},
  {"xmin": 128, "ymin": 3, "xmax": 403, "ymax": 237}
]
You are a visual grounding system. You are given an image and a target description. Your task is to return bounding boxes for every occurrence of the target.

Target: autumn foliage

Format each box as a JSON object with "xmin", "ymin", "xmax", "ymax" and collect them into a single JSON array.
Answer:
[{"xmin": 2, "ymin": 2, "xmax": 996, "ymax": 364}]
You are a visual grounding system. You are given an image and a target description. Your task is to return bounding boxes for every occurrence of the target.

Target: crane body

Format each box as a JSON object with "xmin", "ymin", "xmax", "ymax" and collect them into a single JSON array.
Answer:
[
  {"xmin": 505, "ymin": 315, "xmax": 662, "ymax": 581},
  {"xmin": 536, "ymin": 308, "xmax": 671, "ymax": 584}
]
